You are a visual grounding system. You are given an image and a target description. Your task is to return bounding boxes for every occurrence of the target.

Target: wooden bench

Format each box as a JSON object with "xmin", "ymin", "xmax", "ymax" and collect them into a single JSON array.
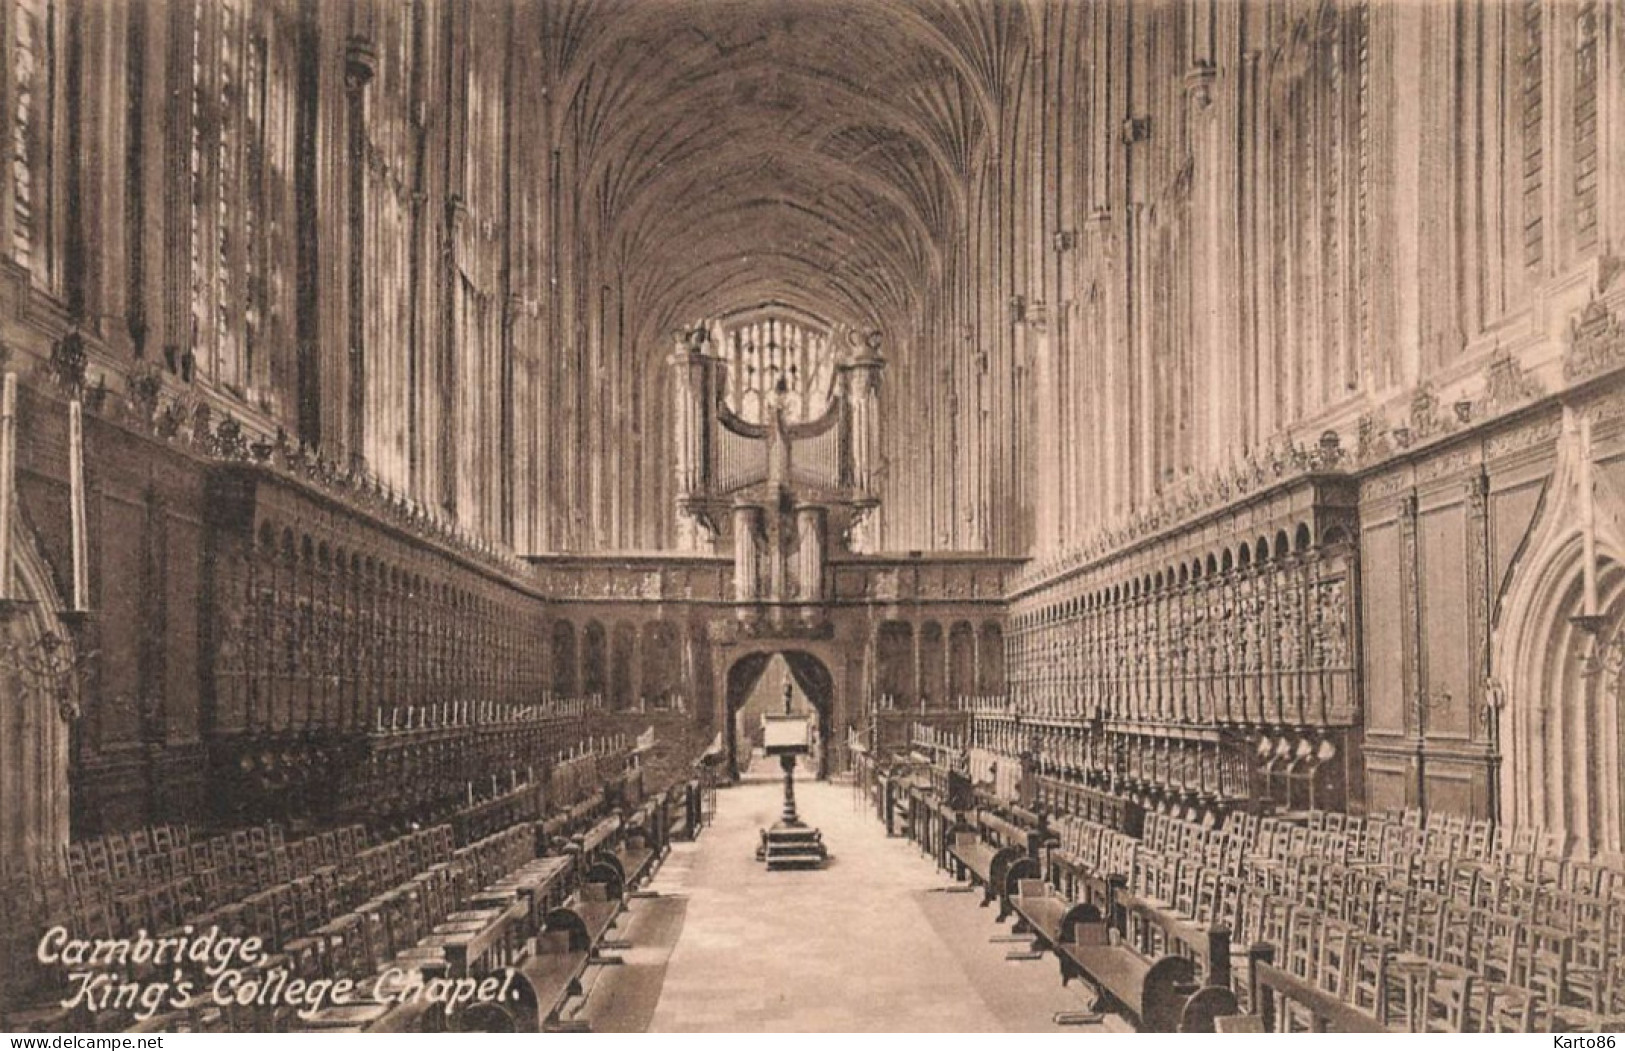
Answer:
[
  {"xmin": 923, "ymin": 795, "xmax": 961, "ymax": 869},
  {"xmin": 372, "ymin": 855, "xmax": 580, "ymax": 1033},
  {"xmin": 948, "ymin": 830, "xmax": 1018, "ymax": 909},
  {"xmin": 980, "ymin": 808, "xmax": 1044, "ymax": 858},
  {"xmin": 665, "ymin": 781, "xmax": 699, "ymax": 841},
  {"xmin": 549, "ymin": 882, "xmax": 622, "ymax": 952},
  {"xmin": 474, "ymin": 855, "xmax": 574, "ymax": 915},
  {"xmin": 576, "ymin": 815, "xmax": 622, "ymax": 858},
  {"xmin": 610, "ymin": 837, "xmax": 656, "ymax": 891},
  {"xmin": 1010, "ymin": 877, "xmax": 1105, "ymax": 984},
  {"xmin": 431, "ymin": 899, "xmax": 529, "ymax": 977},
  {"xmin": 946, "ymin": 807, "xmax": 1048, "ymax": 919},
  {"xmin": 1244, "ymin": 949, "xmax": 1398, "ymax": 1033},
  {"xmin": 1050, "ymin": 874, "xmax": 1245, "ymax": 1032},
  {"xmin": 510, "ymin": 930, "xmax": 590, "ymax": 1031},
  {"xmin": 1117, "ymin": 888, "xmax": 1235, "ymax": 991},
  {"xmin": 508, "ymin": 883, "xmax": 624, "ymax": 1029}
]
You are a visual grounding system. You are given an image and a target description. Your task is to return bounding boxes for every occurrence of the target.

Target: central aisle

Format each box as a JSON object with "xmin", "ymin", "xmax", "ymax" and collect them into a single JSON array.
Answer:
[{"xmin": 631, "ymin": 778, "xmax": 1098, "ymax": 1032}]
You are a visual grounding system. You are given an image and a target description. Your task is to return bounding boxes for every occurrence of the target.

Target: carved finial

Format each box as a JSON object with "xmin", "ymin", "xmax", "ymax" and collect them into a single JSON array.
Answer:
[{"xmin": 1565, "ymin": 299, "xmax": 1625, "ymax": 383}]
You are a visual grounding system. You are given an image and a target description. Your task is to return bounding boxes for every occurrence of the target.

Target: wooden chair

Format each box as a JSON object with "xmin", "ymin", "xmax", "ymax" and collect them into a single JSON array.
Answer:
[
  {"xmin": 1520, "ymin": 924, "xmax": 1573, "ymax": 1021},
  {"xmin": 107, "ymin": 836, "xmax": 134, "ymax": 886},
  {"xmin": 1347, "ymin": 932, "xmax": 1398, "ymax": 1027},
  {"xmin": 1419, "ymin": 964, "xmax": 1473, "ymax": 1033},
  {"xmin": 1316, "ymin": 916, "xmax": 1359, "ymax": 1000},
  {"xmin": 1285, "ymin": 905, "xmax": 1323, "ymax": 991}
]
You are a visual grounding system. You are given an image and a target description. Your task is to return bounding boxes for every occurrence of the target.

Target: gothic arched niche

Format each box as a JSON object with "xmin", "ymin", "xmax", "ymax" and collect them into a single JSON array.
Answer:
[
  {"xmin": 876, "ymin": 620, "xmax": 914, "ymax": 701},
  {"xmin": 641, "ymin": 622, "xmax": 680, "ymax": 705},
  {"xmin": 948, "ymin": 621, "xmax": 976, "ymax": 697},
  {"xmin": 978, "ymin": 621, "xmax": 1005, "ymax": 693},
  {"xmin": 1493, "ymin": 408, "xmax": 1625, "ymax": 855},
  {"xmin": 549, "ymin": 621, "xmax": 577, "ymax": 696},
  {"xmin": 919, "ymin": 620, "xmax": 945, "ymax": 703},
  {"xmin": 581, "ymin": 622, "xmax": 607, "ymax": 700},
  {"xmin": 0, "ymin": 512, "xmax": 74, "ymax": 886},
  {"xmin": 610, "ymin": 623, "xmax": 636, "ymax": 709}
]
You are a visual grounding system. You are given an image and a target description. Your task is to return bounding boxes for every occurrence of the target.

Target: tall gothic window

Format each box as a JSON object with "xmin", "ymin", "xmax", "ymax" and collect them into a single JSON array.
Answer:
[
  {"xmin": 10, "ymin": 0, "xmax": 57, "ymax": 288},
  {"xmin": 718, "ymin": 313, "xmax": 838, "ymax": 426},
  {"xmin": 188, "ymin": 0, "xmax": 272, "ymax": 400},
  {"xmin": 1574, "ymin": 0, "xmax": 1599, "ymax": 253}
]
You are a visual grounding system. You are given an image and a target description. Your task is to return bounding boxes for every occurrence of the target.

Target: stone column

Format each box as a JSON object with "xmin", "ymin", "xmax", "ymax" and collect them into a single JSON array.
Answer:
[
  {"xmin": 767, "ymin": 511, "xmax": 787, "ymax": 607},
  {"xmin": 795, "ymin": 505, "xmax": 824, "ymax": 603},
  {"xmin": 630, "ymin": 627, "xmax": 644, "ymax": 712},
  {"xmin": 1029, "ymin": 301, "xmax": 1056, "ymax": 553},
  {"xmin": 733, "ymin": 502, "xmax": 759, "ymax": 606},
  {"xmin": 670, "ymin": 327, "xmax": 712, "ymax": 498},
  {"xmin": 842, "ymin": 335, "xmax": 884, "ymax": 497},
  {"xmin": 344, "ymin": 35, "xmax": 376, "ymax": 473}
]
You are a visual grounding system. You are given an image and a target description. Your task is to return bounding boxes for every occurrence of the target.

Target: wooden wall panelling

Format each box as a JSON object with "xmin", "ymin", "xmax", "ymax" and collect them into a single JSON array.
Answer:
[{"xmin": 1416, "ymin": 464, "xmax": 1474, "ymax": 742}]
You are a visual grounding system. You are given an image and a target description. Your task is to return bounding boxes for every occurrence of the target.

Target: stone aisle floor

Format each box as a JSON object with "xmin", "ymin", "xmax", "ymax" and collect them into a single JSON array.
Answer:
[{"xmin": 632, "ymin": 777, "xmax": 1103, "ymax": 1032}]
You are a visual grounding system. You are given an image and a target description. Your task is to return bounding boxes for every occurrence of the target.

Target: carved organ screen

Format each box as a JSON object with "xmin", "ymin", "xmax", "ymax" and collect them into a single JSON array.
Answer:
[{"xmin": 670, "ymin": 312, "xmax": 883, "ymax": 551}]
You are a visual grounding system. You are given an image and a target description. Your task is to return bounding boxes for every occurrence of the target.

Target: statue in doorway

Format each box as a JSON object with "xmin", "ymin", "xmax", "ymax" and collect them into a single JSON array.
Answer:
[{"xmin": 783, "ymin": 681, "xmax": 794, "ymax": 715}]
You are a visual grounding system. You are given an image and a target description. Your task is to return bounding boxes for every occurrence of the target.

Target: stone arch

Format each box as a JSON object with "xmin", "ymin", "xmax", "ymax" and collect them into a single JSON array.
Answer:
[
  {"xmin": 875, "ymin": 620, "xmax": 914, "ymax": 701},
  {"xmin": 716, "ymin": 642, "xmax": 842, "ymax": 780},
  {"xmin": 581, "ymin": 621, "xmax": 608, "ymax": 700},
  {"xmin": 0, "ymin": 511, "xmax": 75, "ymax": 882},
  {"xmin": 1493, "ymin": 410, "xmax": 1625, "ymax": 854},
  {"xmin": 978, "ymin": 621, "xmax": 1005, "ymax": 693},
  {"xmin": 610, "ymin": 623, "xmax": 636, "ymax": 709},
  {"xmin": 919, "ymin": 620, "xmax": 945, "ymax": 704},
  {"xmin": 549, "ymin": 620, "xmax": 577, "ymax": 696},
  {"xmin": 948, "ymin": 621, "xmax": 976, "ymax": 698}
]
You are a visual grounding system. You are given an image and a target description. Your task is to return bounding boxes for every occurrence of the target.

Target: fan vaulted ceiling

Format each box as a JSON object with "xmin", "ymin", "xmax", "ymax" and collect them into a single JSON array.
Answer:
[{"xmin": 542, "ymin": 0, "xmax": 1028, "ymax": 343}]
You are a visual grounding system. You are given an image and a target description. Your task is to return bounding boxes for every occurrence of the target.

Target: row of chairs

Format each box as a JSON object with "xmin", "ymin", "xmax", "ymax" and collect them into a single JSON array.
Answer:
[
  {"xmin": 222, "ymin": 816, "xmax": 615, "ymax": 1033},
  {"xmin": 452, "ymin": 783, "xmax": 548, "ymax": 845},
  {"xmin": 1124, "ymin": 806, "xmax": 1625, "ymax": 1030},
  {"xmin": 1233, "ymin": 853, "xmax": 1622, "ymax": 1030},
  {"xmin": 64, "ymin": 824, "xmax": 228, "ymax": 898},
  {"xmin": 1366, "ymin": 808, "xmax": 1625, "ymax": 897},
  {"xmin": 163, "ymin": 823, "xmax": 528, "ymax": 1032},
  {"xmin": 62, "ymin": 824, "xmax": 196, "ymax": 887},
  {"xmin": 67, "ymin": 825, "xmax": 371, "ymax": 945},
  {"xmin": 550, "ymin": 750, "xmax": 627, "ymax": 810}
]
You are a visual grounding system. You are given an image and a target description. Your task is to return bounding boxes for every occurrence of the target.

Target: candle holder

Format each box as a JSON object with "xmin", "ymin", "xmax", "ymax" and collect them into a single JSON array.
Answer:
[{"xmin": 1, "ymin": 622, "xmax": 97, "ymax": 721}]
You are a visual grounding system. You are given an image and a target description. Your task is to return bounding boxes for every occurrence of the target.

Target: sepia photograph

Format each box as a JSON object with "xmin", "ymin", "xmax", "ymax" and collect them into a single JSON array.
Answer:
[{"xmin": 0, "ymin": 0, "xmax": 1623, "ymax": 1036}]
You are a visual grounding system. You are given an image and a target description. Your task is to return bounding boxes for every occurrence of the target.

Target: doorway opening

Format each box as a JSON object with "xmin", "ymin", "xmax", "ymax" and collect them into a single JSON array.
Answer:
[{"xmin": 723, "ymin": 650, "xmax": 834, "ymax": 781}]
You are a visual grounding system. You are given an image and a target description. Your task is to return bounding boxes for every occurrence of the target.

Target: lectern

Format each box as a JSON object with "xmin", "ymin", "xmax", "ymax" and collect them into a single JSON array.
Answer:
[{"xmin": 756, "ymin": 711, "xmax": 828, "ymax": 869}]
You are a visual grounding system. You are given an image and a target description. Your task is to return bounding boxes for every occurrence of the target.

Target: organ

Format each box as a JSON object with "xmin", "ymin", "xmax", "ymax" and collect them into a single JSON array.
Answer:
[{"xmin": 670, "ymin": 311, "xmax": 884, "ymax": 623}]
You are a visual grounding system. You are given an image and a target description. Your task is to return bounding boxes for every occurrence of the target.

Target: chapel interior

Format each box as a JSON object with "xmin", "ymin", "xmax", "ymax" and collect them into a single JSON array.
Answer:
[{"xmin": 1, "ymin": 0, "xmax": 1624, "ymax": 1034}]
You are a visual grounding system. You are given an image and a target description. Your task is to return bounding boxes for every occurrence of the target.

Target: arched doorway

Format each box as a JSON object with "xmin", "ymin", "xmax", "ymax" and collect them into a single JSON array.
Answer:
[
  {"xmin": 722, "ymin": 650, "xmax": 836, "ymax": 781},
  {"xmin": 1494, "ymin": 410, "xmax": 1625, "ymax": 854},
  {"xmin": 0, "ymin": 514, "xmax": 73, "ymax": 884}
]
